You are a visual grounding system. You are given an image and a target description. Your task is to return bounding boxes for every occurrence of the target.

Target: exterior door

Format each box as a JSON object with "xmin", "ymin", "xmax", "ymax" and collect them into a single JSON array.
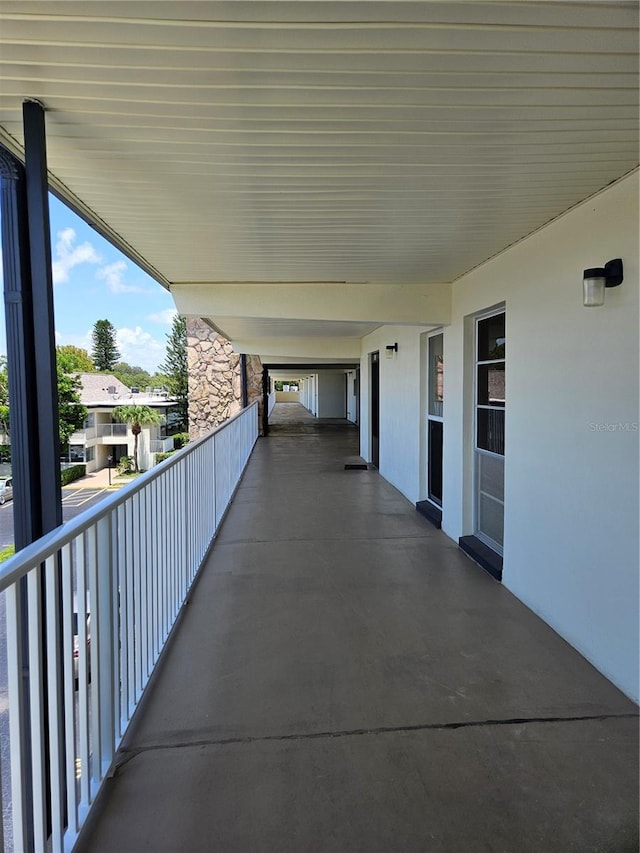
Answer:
[
  {"xmin": 370, "ymin": 352, "xmax": 379, "ymax": 468},
  {"xmin": 474, "ymin": 310, "xmax": 506, "ymax": 554},
  {"xmin": 427, "ymin": 332, "xmax": 444, "ymax": 506}
]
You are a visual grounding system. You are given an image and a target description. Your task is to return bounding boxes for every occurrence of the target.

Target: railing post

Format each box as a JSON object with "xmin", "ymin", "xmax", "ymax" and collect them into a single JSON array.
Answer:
[{"xmin": 91, "ymin": 516, "xmax": 115, "ymax": 777}]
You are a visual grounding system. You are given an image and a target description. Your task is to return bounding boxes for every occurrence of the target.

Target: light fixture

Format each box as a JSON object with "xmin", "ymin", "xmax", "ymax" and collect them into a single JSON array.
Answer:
[
  {"xmin": 583, "ymin": 258, "xmax": 623, "ymax": 307},
  {"xmin": 385, "ymin": 343, "xmax": 398, "ymax": 358}
]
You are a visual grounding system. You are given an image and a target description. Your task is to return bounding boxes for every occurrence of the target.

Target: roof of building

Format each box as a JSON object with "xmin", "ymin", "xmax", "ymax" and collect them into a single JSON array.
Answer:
[{"xmin": 76, "ymin": 374, "xmax": 175, "ymax": 408}]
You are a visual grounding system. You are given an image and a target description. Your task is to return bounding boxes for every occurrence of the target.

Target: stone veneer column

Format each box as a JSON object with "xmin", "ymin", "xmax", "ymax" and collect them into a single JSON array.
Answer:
[{"xmin": 187, "ymin": 317, "xmax": 263, "ymax": 439}]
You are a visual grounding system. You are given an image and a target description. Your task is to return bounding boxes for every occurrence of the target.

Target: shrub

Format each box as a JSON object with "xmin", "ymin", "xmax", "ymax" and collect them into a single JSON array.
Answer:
[
  {"xmin": 155, "ymin": 450, "xmax": 176, "ymax": 463},
  {"xmin": 117, "ymin": 455, "xmax": 134, "ymax": 475},
  {"xmin": 172, "ymin": 432, "xmax": 189, "ymax": 450},
  {"xmin": 0, "ymin": 444, "xmax": 10, "ymax": 463},
  {"xmin": 60, "ymin": 464, "xmax": 86, "ymax": 486},
  {"xmin": 0, "ymin": 544, "xmax": 15, "ymax": 563}
]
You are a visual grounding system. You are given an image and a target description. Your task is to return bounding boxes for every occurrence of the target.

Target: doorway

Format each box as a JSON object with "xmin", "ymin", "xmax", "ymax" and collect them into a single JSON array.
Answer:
[
  {"xmin": 370, "ymin": 352, "xmax": 380, "ymax": 468},
  {"xmin": 474, "ymin": 310, "xmax": 505, "ymax": 554},
  {"xmin": 426, "ymin": 332, "xmax": 444, "ymax": 506}
]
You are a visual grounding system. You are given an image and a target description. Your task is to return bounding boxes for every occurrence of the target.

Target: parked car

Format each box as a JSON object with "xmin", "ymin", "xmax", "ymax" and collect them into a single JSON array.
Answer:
[{"xmin": 0, "ymin": 477, "xmax": 13, "ymax": 505}]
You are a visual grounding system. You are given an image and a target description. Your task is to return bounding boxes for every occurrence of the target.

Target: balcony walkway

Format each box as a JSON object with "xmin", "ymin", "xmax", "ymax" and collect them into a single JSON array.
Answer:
[{"xmin": 77, "ymin": 427, "xmax": 638, "ymax": 853}]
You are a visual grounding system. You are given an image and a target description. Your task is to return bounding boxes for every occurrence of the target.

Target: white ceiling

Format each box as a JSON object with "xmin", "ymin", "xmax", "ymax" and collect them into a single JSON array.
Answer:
[{"xmin": 0, "ymin": 1, "xmax": 637, "ymax": 354}]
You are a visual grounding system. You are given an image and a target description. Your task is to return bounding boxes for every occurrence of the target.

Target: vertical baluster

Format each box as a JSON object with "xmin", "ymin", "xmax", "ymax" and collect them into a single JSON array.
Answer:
[
  {"xmin": 117, "ymin": 504, "xmax": 127, "ymax": 734},
  {"xmin": 91, "ymin": 516, "xmax": 115, "ymax": 780},
  {"xmin": 110, "ymin": 510, "xmax": 121, "ymax": 742},
  {"xmin": 125, "ymin": 499, "xmax": 135, "ymax": 718},
  {"xmin": 61, "ymin": 543, "xmax": 77, "ymax": 840},
  {"xmin": 27, "ymin": 567, "xmax": 47, "ymax": 851},
  {"xmin": 6, "ymin": 582, "xmax": 27, "ymax": 852},
  {"xmin": 139, "ymin": 490, "xmax": 148, "ymax": 682},
  {"xmin": 76, "ymin": 534, "xmax": 90, "ymax": 814}
]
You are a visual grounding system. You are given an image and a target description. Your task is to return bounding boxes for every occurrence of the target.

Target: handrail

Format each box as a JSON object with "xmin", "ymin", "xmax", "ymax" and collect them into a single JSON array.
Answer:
[
  {"xmin": 0, "ymin": 401, "xmax": 258, "ymax": 591},
  {"xmin": 0, "ymin": 401, "xmax": 259, "ymax": 853}
]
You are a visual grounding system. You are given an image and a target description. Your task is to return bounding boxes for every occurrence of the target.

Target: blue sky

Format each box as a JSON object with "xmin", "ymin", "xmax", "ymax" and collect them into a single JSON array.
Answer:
[{"xmin": 0, "ymin": 195, "xmax": 178, "ymax": 372}]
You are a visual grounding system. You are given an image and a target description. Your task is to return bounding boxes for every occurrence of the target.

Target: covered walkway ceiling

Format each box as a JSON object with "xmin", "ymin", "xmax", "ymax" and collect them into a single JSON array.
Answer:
[{"xmin": 0, "ymin": 1, "xmax": 638, "ymax": 358}]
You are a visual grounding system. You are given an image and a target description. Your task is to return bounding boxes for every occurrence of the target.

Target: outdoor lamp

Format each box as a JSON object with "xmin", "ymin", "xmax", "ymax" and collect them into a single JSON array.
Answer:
[
  {"xmin": 583, "ymin": 259, "xmax": 623, "ymax": 307},
  {"xmin": 385, "ymin": 343, "xmax": 398, "ymax": 358}
]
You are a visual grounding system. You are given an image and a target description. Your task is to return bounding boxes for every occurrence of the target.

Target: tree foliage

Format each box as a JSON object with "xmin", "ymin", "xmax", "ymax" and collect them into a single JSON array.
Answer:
[
  {"xmin": 0, "ymin": 357, "xmax": 9, "ymax": 437},
  {"xmin": 0, "ymin": 354, "xmax": 86, "ymax": 447},
  {"xmin": 0, "ymin": 356, "xmax": 8, "ymax": 406},
  {"xmin": 57, "ymin": 345, "xmax": 95, "ymax": 374},
  {"xmin": 91, "ymin": 319, "xmax": 120, "ymax": 371},
  {"xmin": 112, "ymin": 404, "xmax": 163, "ymax": 472},
  {"xmin": 57, "ymin": 367, "xmax": 88, "ymax": 448},
  {"xmin": 160, "ymin": 316, "xmax": 188, "ymax": 428},
  {"xmin": 112, "ymin": 362, "xmax": 151, "ymax": 390}
]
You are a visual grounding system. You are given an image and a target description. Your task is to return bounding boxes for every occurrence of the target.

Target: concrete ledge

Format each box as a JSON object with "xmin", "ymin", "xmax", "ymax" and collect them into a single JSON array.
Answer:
[
  {"xmin": 415, "ymin": 500, "xmax": 442, "ymax": 529},
  {"xmin": 459, "ymin": 534, "xmax": 503, "ymax": 581}
]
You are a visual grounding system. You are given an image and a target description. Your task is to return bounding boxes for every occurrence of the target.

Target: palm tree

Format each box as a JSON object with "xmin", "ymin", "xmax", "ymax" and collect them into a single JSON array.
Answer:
[{"xmin": 112, "ymin": 404, "xmax": 163, "ymax": 472}]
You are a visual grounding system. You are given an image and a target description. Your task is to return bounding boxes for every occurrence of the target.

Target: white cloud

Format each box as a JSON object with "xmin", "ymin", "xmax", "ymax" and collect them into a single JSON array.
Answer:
[
  {"xmin": 148, "ymin": 308, "xmax": 177, "ymax": 325},
  {"xmin": 51, "ymin": 228, "xmax": 101, "ymax": 285},
  {"xmin": 116, "ymin": 326, "xmax": 165, "ymax": 372},
  {"xmin": 96, "ymin": 260, "xmax": 146, "ymax": 295},
  {"xmin": 56, "ymin": 329, "xmax": 93, "ymax": 351}
]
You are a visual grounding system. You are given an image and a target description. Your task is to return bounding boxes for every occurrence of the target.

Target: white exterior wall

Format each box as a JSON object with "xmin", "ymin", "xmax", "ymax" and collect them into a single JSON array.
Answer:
[
  {"xmin": 446, "ymin": 172, "xmax": 639, "ymax": 701},
  {"xmin": 360, "ymin": 326, "xmax": 431, "ymax": 502},
  {"xmin": 317, "ymin": 373, "xmax": 347, "ymax": 418},
  {"xmin": 346, "ymin": 370, "xmax": 358, "ymax": 423},
  {"xmin": 360, "ymin": 173, "xmax": 639, "ymax": 701},
  {"xmin": 305, "ymin": 374, "xmax": 318, "ymax": 416}
]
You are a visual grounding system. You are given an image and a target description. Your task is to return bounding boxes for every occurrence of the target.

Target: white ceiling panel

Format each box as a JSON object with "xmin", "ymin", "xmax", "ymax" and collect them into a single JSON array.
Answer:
[{"xmin": 0, "ymin": 0, "xmax": 637, "ymax": 293}]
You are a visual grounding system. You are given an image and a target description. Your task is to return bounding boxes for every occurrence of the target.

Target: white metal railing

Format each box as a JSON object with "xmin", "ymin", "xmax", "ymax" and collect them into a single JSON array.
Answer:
[
  {"xmin": 96, "ymin": 424, "xmax": 127, "ymax": 438},
  {"xmin": 0, "ymin": 402, "xmax": 258, "ymax": 852},
  {"xmin": 69, "ymin": 427, "xmax": 96, "ymax": 443},
  {"xmin": 267, "ymin": 390, "xmax": 276, "ymax": 416},
  {"xmin": 149, "ymin": 437, "xmax": 174, "ymax": 454}
]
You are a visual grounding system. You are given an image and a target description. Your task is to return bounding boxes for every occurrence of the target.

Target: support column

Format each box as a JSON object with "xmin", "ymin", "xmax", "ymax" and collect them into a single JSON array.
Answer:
[
  {"xmin": 240, "ymin": 354, "xmax": 248, "ymax": 409},
  {"xmin": 262, "ymin": 366, "xmax": 269, "ymax": 436},
  {"xmin": 23, "ymin": 99, "xmax": 62, "ymax": 530},
  {"xmin": 0, "ymin": 140, "xmax": 37, "ymax": 853},
  {"xmin": 0, "ymin": 101, "xmax": 65, "ymax": 851}
]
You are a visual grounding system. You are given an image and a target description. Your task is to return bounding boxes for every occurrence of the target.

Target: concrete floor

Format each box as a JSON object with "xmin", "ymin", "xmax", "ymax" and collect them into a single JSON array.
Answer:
[
  {"xmin": 269, "ymin": 401, "xmax": 356, "ymax": 435},
  {"xmin": 77, "ymin": 427, "xmax": 639, "ymax": 853}
]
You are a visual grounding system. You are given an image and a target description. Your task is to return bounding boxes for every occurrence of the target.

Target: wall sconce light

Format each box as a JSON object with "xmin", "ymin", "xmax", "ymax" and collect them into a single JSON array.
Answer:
[
  {"xmin": 583, "ymin": 258, "xmax": 623, "ymax": 307},
  {"xmin": 385, "ymin": 343, "xmax": 398, "ymax": 359}
]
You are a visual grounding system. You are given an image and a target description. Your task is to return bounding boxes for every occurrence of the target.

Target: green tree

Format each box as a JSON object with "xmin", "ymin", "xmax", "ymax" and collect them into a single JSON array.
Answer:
[
  {"xmin": 0, "ymin": 355, "xmax": 86, "ymax": 449},
  {"xmin": 57, "ymin": 345, "xmax": 95, "ymax": 374},
  {"xmin": 112, "ymin": 362, "xmax": 152, "ymax": 390},
  {"xmin": 0, "ymin": 356, "xmax": 8, "ymax": 406},
  {"xmin": 112, "ymin": 404, "xmax": 163, "ymax": 472},
  {"xmin": 0, "ymin": 357, "xmax": 9, "ymax": 437},
  {"xmin": 159, "ymin": 316, "xmax": 188, "ymax": 428},
  {"xmin": 57, "ymin": 367, "xmax": 87, "ymax": 448},
  {"xmin": 91, "ymin": 319, "xmax": 120, "ymax": 371}
]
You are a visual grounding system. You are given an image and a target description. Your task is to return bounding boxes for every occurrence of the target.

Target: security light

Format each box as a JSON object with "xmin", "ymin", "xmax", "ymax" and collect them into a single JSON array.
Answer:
[{"xmin": 583, "ymin": 259, "xmax": 623, "ymax": 307}]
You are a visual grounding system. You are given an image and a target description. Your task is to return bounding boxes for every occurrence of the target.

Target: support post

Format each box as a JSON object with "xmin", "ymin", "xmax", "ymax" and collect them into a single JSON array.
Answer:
[
  {"xmin": 23, "ymin": 99, "xmax": 62, "ymax": 529},
  {"xmin": 240, "ymin": 354, "xmax": 248, "ymax": 409},
  {"xmin": 0, "ymin": 142, "xmax": 38, "ymax": 853},
  {"xmin": 262, "ymin": 366, "xmax": 269, "ymax": 437}
]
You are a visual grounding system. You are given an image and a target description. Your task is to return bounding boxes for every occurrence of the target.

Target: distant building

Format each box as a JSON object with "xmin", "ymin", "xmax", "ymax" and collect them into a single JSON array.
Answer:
[{"xmin": 66, "ymin": 374, "xmax": 181, "ymax": 472}]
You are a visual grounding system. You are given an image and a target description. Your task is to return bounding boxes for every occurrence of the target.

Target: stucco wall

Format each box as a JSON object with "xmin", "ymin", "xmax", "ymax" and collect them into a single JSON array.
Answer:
[
  {"xmin": 317, "ymin": 373, "xmax": 347, "ymax": 418},
  {"xmin": 276, "ymin": 390, "xmax": 300, "ymax": 402},
  {"xmin": 361, "ymin": 172, "xmax": 639, "ymax": 701},
  {"xmin": 346, "ymin": 370, "xmax": 358, "ymax": 424},
  {"xmin": 446, "ymin": 172, "xmax": 639, "ymax": 701},
  {"xmin": 360, "ymin": 327, "xmax": 431, "ymax": 502}
]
